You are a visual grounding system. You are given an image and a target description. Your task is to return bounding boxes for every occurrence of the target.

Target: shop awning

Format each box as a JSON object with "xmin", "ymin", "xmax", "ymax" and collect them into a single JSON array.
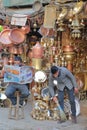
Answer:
[{"xmin": 3, "ymin": 0, "xmax": 50, "ymax": 7}]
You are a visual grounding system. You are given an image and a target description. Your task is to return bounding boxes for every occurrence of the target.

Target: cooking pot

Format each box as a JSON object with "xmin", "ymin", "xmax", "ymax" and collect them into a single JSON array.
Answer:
[{"xmin": 9, "ymin": 28, "xmax": 25, "ymax": 44}]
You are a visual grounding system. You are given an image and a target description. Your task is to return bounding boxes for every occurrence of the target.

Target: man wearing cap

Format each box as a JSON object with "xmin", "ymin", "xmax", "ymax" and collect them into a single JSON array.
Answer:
[
  {"xmin": 5, "ymin": 56, "xmax": 29, "ymax": 106},
  {"xmin": 48, "ymin": 66, "xmax": 78, "ymax": 123}
]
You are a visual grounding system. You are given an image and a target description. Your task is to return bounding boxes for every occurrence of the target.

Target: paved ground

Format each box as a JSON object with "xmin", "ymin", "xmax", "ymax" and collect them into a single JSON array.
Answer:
[{"xmin": 0, "ymin": 97, "xmax": 87, "ymax": 130}]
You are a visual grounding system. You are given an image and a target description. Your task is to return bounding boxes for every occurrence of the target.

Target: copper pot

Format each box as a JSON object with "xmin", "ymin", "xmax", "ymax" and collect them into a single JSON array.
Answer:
[
  {"xmin": 63, "ymin": 45, "xmax": 74, "ymax": 52},
  {"xmin": 32, "ymin": 41, "xmax": 44, "ymax": 58},
  {"xmin": 9, "ymin": 46, "xmax": 18, "ymax": 54}
]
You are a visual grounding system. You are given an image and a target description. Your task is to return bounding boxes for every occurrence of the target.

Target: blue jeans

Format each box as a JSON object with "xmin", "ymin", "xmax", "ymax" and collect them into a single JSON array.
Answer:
[
  {"xmin": 58, "ymin": 87, "xmax": 76, "ymax": 117},
  {"xmin": 5, "ymin": 83, "xmax": 29, "ymax": 105}
]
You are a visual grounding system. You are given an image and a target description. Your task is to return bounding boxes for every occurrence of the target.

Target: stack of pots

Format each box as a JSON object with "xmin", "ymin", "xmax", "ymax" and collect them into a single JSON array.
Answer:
[
  {"xmin": 62, "ymin": 45, "xmax": 75, "ymax": 72},
  {"xmin": 32, "ymin": 41, "xmax": 44, "ymax": 70}
]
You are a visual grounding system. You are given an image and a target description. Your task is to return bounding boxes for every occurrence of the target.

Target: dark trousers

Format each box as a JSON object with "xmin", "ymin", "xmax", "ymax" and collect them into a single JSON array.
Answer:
[{"xmin": 58, "ymin": 87, "xmax": 76, "ymax": 117}]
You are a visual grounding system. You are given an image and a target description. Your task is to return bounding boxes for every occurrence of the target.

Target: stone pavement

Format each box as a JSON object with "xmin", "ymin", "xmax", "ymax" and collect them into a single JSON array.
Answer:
[{"xmin": 0, "ymin": 97, "xmax": 87, "ymax": 130}]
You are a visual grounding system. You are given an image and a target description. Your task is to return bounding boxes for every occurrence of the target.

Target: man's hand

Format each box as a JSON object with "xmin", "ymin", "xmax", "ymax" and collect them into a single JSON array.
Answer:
[
  {"xmin": 74, "ymin": 87, "xmax": 79, "ymax": 94},
  {"xmin": 53, "ymin": 96, "xmax": 58, "ymax": 102}
]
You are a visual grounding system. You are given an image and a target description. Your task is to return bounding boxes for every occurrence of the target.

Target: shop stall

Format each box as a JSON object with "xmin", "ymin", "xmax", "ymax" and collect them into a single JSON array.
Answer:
[{"xmin": 0, "ymin": 0, "xmax": 87, "ymax": 120}]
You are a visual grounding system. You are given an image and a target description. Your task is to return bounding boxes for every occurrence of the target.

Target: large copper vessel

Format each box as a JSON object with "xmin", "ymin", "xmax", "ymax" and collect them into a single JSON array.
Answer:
[{"xmin": 32, "ymin": 41, "xmax": 44, "ymax": 58}]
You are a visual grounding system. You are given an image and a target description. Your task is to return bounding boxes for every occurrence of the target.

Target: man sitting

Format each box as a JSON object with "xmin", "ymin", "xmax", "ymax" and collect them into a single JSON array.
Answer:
[{"xmin": 5, "ymin": 56, "xmax": 30, "ymax": 106}]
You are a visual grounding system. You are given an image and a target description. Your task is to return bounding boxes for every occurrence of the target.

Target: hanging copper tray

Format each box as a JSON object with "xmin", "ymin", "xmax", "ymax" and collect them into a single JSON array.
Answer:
[
  {"xmin": 0, "ymin": 29, "xmax": 13, "ymax": 46},
  {"xmin": 9, "ymin": 28, "xmax": 25, "ymax": 44}
]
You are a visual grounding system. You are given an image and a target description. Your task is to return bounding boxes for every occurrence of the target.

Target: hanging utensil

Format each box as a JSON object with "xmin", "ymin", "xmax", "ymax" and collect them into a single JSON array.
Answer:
[
  {"xmin": 57, "ymin": 7, "xmax": 68, "ymax": 21},
  {"xmin": 32, "ymin": 1, "xmax": 42, "ymax": 12},
  {"xmin": 9, "ymin": 28, "xmax": 25, "ymax": 45},
  {"xmin": 73, "ymin": 1, "xmax": 84, "ymax": 15},
  {"xmin": 0, "ymin": 29, "xmax": 13, "ymax": 47}
]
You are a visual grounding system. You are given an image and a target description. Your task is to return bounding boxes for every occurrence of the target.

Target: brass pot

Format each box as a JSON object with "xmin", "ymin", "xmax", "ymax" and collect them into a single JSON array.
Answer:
[
  {"xmin": 63, "ymin": 45, "xmax": 74, "ymax": 52},
  {"xmin": 64, "ymin": 52, "xmax": 75, "ymax": 61},
  {"xmin": 32, "ymin": 58, "xmax": 42, "ymax": 70}
]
